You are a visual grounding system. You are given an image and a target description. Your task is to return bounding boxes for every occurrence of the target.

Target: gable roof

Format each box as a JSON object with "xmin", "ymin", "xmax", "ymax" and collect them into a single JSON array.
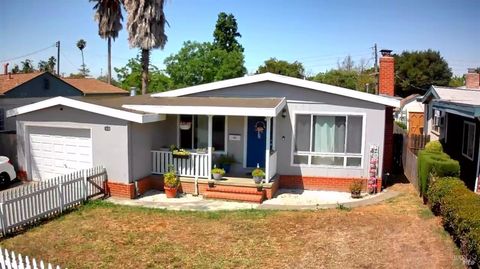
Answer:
[
  {"xmin": 421, "ymin": 85, "xmax": 480, "ymax": 106},
  {"xmin": 0, "ymin": 72, "xmax": 44, "ymax": 95},
  {"xmin": 152, "ymin": 72, "xmax": 400, "ymax": 107},
  {"xmin": 62, "ymin": 78, "xmax": 127, "ymax": 95},
  {"xmin": 0, "ymin": 72, "xmax": 126, "ymax": 96}
]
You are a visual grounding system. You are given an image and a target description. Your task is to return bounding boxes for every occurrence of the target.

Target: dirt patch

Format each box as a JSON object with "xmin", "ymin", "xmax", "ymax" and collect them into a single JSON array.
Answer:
[{"xmin": 0, "ymin": 183, "xmax": 463, "ymax": 269}]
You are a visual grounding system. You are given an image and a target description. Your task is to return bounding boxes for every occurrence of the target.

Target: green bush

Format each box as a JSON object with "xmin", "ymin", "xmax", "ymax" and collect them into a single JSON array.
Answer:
[
  {"xmin": 427, "ymin": 177, "xmax": 480, "ymax": 266},
  {"xmin": 395, "ymin": 121, "xmax": 407, "ymax": 130},
  {"xmin": 424, "ymin": 140, "xmax": 443, "ymax": 153},
  {"xmin": 417, "ymin": 150, "xmax": 460, "ymax": 196}
]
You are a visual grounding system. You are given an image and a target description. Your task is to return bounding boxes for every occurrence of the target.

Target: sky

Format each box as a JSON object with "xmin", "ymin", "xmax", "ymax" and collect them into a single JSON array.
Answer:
[{"xmin": 0, "ymin": 0, "xmax": 479, "ymax": 78}]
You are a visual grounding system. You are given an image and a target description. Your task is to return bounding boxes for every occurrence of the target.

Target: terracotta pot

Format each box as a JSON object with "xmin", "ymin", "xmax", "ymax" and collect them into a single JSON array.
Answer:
[{"xmin": 164, "ymin": 186, "xmax": 177, "ymax": 198}]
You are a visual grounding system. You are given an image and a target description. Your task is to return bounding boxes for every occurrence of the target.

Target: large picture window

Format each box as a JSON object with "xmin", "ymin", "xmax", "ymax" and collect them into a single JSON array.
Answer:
[
  {"xmin": 462, "ymin": 121, "xmax": 475, "ymax": 160},
  {"xmin": 179, "ymin": 115, "xmax": 226, "ymax": 152},
  {"xmin": 293, "ymin": 114, "xmax": 364, "ymax": 167}
]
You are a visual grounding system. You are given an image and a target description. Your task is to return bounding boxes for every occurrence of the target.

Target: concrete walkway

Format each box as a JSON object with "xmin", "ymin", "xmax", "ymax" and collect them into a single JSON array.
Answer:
[{"xmin": 107, "ymin": 189, "xmax": 400, "ymax": 211}]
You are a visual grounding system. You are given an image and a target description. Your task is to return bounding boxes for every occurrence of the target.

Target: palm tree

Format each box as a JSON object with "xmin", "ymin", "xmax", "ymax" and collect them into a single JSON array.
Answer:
[
  {"xmin": 124, "ymin": 0, "xmax": 168, "ymax": 94},
  {"xmin": 76, "ymin": 39, "xmax": 87, "ymax": 76},
  {"xmin": 91, "ymin": 0, "xmax": 123, "ymax": 85}
]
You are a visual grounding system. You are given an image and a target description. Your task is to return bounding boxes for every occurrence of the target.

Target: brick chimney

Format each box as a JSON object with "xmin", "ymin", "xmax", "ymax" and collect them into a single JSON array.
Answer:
[
  {"xmin": 3, "ymin": 63, "xmax": 9, "ymax": 75},
  {"xmin": 465, "ymin": 68, "xmax": 480, "ymax": 89},
  {"xmin": 379, "ymin": 49, "xmax": 395, "ymax": 96}
]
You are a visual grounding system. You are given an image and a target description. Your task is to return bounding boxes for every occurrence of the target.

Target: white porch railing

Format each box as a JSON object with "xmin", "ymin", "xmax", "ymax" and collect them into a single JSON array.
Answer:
[
  {"xmin": 151, "ymin": 150, "xmax": 209, "ymax": 178},
  {"xmin": 268, "ymin": 150, "xmax": 278, "ymax": 181}
]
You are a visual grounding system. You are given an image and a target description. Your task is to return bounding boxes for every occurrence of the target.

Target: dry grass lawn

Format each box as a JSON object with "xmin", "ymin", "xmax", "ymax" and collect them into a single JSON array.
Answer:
[{"xmin": 1, "ymin": 184, "xmax": 463, "ymax": 269}]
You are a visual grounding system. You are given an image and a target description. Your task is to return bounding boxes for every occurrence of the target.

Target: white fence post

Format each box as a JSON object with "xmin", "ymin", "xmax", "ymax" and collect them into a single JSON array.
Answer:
[
  {"xmin": 0, "ymin": 202, "xmax": 6, "ymax": 237},
  {"xmin": 57, "ymin": 182, "xmax": 64, "ymax": 214},
  {"xmin": 83, "ymin": 170, "xmax": 88, "ymax": 202}
]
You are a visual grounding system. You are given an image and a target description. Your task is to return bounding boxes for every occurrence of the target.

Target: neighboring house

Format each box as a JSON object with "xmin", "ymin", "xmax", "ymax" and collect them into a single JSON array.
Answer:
[
  {"xmin": 7, "ymin": 53, "xmax": 399, "ymax": 201},
  {"xmin": 421, "ymin": 69, "xmax": 480, "ymax": 192},
  {"xmin": 395, "ymin": 94, "xmax": 424, "ymax": 134}
]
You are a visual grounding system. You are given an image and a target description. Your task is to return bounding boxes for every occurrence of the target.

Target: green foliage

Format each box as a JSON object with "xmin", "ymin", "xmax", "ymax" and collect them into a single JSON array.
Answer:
[
  {"xmin": 213, "ymin": 12, "xmax": 243, "ymax": 52},
  {"xmin": 427, "ymin": 177, "xmax": 480, "ymax": 265},
  {"xmin": 11, "ymin": 64, "xmax": 20, "ymax": 74},
  {"xmin": 211, "ymin": 167, "xmax": 225, "ymax": 175},
  {"xmin": 311, "ymin": 68, "xmax": 375, "ymax": 92},
  {"xmin": 395, "ymin": 121, "xmax": 407, "ymax": 130},
  {"xmin": 417, "ymin": 150, "xmax": 460, "ymax": 196},
  {"xmin": 164, "ymin": 41, "xmax": 246, "ymax": 88},
  {"xmin": 164, "ymin": 165, "xmax": 179, "ymax": 188},
  {"xmin": 424, "ymin": 141, "xmax": 443, "ymax": 153},
  {"xmin": 394, "ymin": 50, "xmax": 452, "ymax": 97},
  {"xmin": 251, "ymin": 168, "xmax": 265, "ymax": 178},
  {"xmin": 449, "ymin": 75, "xmax": 465, "ymax": 87},
  {"xmin": 20, "ymin": 59, "xmax": 35, "ymax": 73},
  {"xmin": 37, "ymin": 56, "xmax": 56, "ymax": 73},
  {"xmin": 114, "ymin": 56, "xmax": 173, "ymax": 93},
  {"xmin": 256, "ymin": 58, "xmax": 305, "ymax": 78}
]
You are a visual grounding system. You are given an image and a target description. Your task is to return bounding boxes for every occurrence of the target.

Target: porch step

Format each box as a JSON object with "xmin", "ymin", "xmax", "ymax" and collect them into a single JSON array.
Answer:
[
  {"xmin": 206, "ymin": 185, "xmax": 263, "ymax": 195},
  {"xmin": 203, "ymin": 191, "xmax": 264, "ymax": 203}
]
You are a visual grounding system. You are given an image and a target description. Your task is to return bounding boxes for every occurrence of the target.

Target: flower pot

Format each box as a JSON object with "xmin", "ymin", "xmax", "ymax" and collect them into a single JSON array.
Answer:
[
  {"xmin": 208, "ymin": 181, "xmax": 215, "ymax": 188},
  {"xmin": 212, "ymin": 173, "xmax": 223, "ymax": 180},
  {"xmin": 179, "ymin": 122, "xmax": 192, "ymax": 130},
  {"xmin": 351, "ymin": 191, "xmax": 362, "ymax": 199},
  {"xmin": 164, "ymin": 186, "xmax": 177, "ymax": 198},
  {"xmin": 222, "ymin": 164, "xmax": 231, "ymax": 174},
  {"xmin": 173, "ymin": 154, "xmax": 190, "ymax": 160},
  {"xmin": 253, "ymin": 176, "xmax": 263, "ymax": 184}
]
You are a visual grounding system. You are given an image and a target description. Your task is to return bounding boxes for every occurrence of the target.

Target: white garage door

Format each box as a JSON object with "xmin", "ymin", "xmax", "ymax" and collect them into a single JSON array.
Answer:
[{"xmin": 28, "ymin": 126, "xmax": 92, "ymax": 180}]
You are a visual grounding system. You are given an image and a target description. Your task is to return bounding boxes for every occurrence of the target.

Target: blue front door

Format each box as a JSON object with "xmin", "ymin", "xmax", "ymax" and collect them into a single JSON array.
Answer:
[{"xmin": 247, "ymin": 117, "xmax": 266, "ymax": 168}]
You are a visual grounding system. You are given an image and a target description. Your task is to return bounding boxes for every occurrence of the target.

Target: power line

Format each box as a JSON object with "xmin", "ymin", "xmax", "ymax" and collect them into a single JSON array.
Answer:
[{"xmin": 0, "ymin": 44, "xmax": 56, "ymax": 63}]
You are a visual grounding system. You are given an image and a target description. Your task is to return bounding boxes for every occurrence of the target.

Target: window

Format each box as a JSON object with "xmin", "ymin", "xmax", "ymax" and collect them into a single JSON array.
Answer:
[
  {"xmin": 293, "ymin": 114, "xmax": 364, "ymax": 167},
  {"xmin": 432, "ymin": 109, "xmax": 444, "ymax": 134},
  {"xmin": 179, "ymin": 115, "xmax": 226, "ymax": 151},
  {"xmin": 462, "ymin": 121, "xmax": 475, "ymax": 160},
  {"xmin": 0, "ymin": 108, "xmax": 4, "ymax": 131}
]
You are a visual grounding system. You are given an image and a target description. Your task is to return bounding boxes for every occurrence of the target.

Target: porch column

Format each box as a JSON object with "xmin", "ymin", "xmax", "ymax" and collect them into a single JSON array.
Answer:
[
  {"xmin": 265, "ymin": 117, "xmax": 271, "ymax": 183},
  {"xmin": 207, "ymin": 115, "xmax": 213, "ymax": 179},
  {"xmin": 272, "ymin": 117, "xmax": 277, "ymax": 151}
]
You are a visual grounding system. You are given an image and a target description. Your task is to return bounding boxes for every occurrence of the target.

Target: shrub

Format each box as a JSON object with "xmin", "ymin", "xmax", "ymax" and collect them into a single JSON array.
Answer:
[
  {"xmin": 417, "ymin": 150, "xmax": 460, "ymax": 196},
  {"xmin": 349, "ymin": 179, "xmax": 363, "ymax": 193},
  {"xmin": 427, "ymin": 177, "xmax": 480, "ymax": 266},
  {"xmin": 424, "ymin": 140, "xmax": 443, "ymax": 153},
  {"xmin": 164, "ymin": 166, "xmax": 179, "ymax": 188},
  {"xmin": 395, "ymin": 121, "xmax": 407, "ymax": 130},
  {"xmin": 251, "ymin": 168, "xmax": 265, "ymax": 178}
]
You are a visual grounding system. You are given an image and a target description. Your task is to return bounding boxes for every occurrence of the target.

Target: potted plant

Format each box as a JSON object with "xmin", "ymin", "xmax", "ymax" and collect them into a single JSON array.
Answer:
[
  {"xmin": 164, "ymin": 166, "xmax": 179, "ymax": 198},
  {"xmin": 172, "ymin": 148, "xmax": 190, "ymax": 159},
  {"xmin": 349, "ymin": 179, "xmax": 363, "ymax": 199},
  {"xmin": 217, "ymin": 154, "xmax": 236, "ymax": 174},
  {"xmin": 211, "ymin": 167, "xmax": 225, "ymax": 180},
  {"xmin": 179, "ymin": 121, "xmax": 192, "ymax": 130},
  {"xmin": 251, "ymin": 168, "xmax": 265, "ymax": 184}
]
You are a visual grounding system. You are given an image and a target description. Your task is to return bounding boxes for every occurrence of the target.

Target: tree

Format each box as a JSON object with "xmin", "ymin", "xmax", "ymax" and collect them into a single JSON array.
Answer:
[
  {"xmin": 213, "ymin": 12, "xmax": 243, "ymax": 52},
  {"xmin": 124, "ymin": 0, "xmax": 168, "ymax": 95},
  {"xmin": 76, "ymin": 39, "xmax": 88, "ymax": 76},
  {"xmin": 449, "ymin": 75, "xmax": 465, "ymax": 87},
  {"xmin": 337, "ymin": 55, "xmax": 355, "ymax": 71},
  {"xmin": 256, "ymin": 58, "xmax": 305, "ymax": 78},
  {"xmin": 312, "ymin": 69, "xmax": 358, "ymax": 90},
  {"xmin": 91, "ymin": 0, "xmax": 123, "ymax": 85},
  {"xmin": 394, "ymin": 50, "xmax": 452, "ymax": 97},
  {"xmin": 164, "ymin": 41, "xmax": 246, "ymax": 88},
  {"xmin": 114, "ymin": 56, "xmax": 172, "ymax": 93},
  {"xmin": 37, "ymin": 56, "xmax": 56, "ymax": 72},
  {"xmin": 11, "ymin": 64, "xmax": 20, "ymax": 74},
  {"xmin": 97, "ymin": 75, "xmax": 120, "ymax": 86},
  {"xmin": 20, "ymin": 59, "xmax": 34, "ymax": 73}
]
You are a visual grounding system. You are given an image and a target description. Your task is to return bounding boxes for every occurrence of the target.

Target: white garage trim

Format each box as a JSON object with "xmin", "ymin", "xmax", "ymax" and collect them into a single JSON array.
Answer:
[
  {"xmin": 25, "ymin": 124, "xmax": 93, "ymax": 181},
  {"xmin": 7, "ymin": 96, "xmax": 165, "ymax": 123}
]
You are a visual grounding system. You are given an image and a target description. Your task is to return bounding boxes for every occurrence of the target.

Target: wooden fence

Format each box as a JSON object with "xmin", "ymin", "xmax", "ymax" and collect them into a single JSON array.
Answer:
[
  {"xmin": 0, "ymin": 247, "xmax": 61, "ymax": 269},
  {"xmin": 0, "ymin": 166, "xmax": 106, "ymax": 236}
]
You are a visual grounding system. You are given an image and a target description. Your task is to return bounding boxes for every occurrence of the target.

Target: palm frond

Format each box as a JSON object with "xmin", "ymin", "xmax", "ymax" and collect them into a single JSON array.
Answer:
[{"xmin": 92, "ymin": 0, "xmax": 123, "ymax": 40}]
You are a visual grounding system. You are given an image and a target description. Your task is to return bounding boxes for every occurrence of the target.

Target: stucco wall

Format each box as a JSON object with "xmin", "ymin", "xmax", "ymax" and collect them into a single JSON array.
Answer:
[
  {"xmin": 0, "ymin": 97, "xmax": 48, "ymax": 131},
  {"xmin": 188, "ymin": 81, "xmax": 387, "ymax": 178},
  {"xmin": 15, "ymin": 106, "xmax": 130, "ymax": 183}
]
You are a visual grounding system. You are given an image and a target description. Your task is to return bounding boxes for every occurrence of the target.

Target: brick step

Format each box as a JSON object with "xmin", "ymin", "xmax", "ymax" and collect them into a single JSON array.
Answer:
[
  {"xmin": 206, "ymin": 185, "xmax": 263, "ymax": 195},
  {"xmin": 203, "ymin": 191, "xmax": 264, "ymax": 203}
]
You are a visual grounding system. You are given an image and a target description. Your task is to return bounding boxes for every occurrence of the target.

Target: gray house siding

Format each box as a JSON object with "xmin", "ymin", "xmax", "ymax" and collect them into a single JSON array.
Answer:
[
  {"xmin": 188, "ymin": 81, "xmax": 386, "ymax": 178},
  {"xmin": 4, "ymin": 73, "xmax": 83, "ymax": 98},
  {"xmin": 16, "ymin": 106, "xmax": 130, "ymax": 184}
]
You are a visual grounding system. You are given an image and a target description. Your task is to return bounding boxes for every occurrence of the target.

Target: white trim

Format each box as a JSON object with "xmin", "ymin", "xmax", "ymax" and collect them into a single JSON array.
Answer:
[
  {"xmin": 152, "ymin": 73, "xmax": 399, "ymax": 107},
  {"xmin": 243, "ymin": 116, "xmax": 248, "ymax": 168},
  {"xmin": 462, "ymin": 120, "xmax": 476, "ymax": 161},
  {"xmin": 6, "ymin": 96, "xmax": 165, "ymax": 123},
  {"xmin": 122, "ymin": 103, "xmax": 285, "ymax": 117},
  {"xmin": 290, "ymin": 111, "xmax": 366, "ymax": 169}
]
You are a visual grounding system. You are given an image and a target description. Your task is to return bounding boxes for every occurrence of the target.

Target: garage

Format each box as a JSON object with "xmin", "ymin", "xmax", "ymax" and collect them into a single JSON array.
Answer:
[{"xmin": 28, "ymin": 126, "xmax": 92, "ymax": 180}]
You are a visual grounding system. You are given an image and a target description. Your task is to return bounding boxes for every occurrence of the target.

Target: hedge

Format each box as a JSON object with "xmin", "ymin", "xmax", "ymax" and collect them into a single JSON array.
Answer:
[
  {"xmin": 427, "ymin": 177, "xmax": 480, "ymax": 266},
  {"xmin": 417, "ymin": 148, "xmax": 460, "ymax": 196}
]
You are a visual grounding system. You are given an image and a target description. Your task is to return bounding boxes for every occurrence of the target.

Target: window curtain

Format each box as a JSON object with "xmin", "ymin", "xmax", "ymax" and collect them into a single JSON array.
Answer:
[{"xmin": 313, "ymin": 116, "xmax": 345, "ymax": 153}]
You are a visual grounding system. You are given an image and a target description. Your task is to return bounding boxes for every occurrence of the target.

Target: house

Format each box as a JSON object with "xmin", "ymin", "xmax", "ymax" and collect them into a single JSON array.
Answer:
[
  {"xmin": 421, "ymin": 69, "xmax": 480, "ymax": 192},
  {"xmin": 7, "ymin": 52, "xmax": 400, "ymax": 202},
  {"xmin": 395, "ymin": 94, "xmax": 424, "ymax": 134}
]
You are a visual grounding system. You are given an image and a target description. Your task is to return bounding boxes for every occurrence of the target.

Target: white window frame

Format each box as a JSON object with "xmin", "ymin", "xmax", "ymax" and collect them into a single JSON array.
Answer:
[
  {"xmin": 176, "ymin": 115, "xmax": 228, "ymax": 154},
  {"xmin": 432, "ymin": 109, "xmax": 443, "ymax": 135},
  {"xmin": 462, "ymin": 121, "xmax": 476, "ymax": 161},
  {"xmin": 291, "ymin": 111, "xmax": 366, "ymax": 169}
]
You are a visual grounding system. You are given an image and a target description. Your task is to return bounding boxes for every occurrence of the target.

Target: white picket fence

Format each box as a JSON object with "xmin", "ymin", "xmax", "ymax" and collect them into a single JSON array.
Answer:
[
  {"xmin": 0, "ymin": 247, "xmax": 61, "ymax": 269},
  {"xmin": 151, "ymin": 150, "xmax": 209, "ymax": 178},
  {"xmin": 0, "ymin": 166, "xmax": 106, "ymax": 236}
]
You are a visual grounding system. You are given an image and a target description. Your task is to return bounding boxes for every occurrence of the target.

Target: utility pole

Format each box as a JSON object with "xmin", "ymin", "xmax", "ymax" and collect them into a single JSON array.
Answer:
[
  {"xmin": 56, "ymin": 41, "xmax": 60, "ymax": 76},
  {"xmin": 373, "ymin": 43, "xmax": 378, "ymax": 94}
]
